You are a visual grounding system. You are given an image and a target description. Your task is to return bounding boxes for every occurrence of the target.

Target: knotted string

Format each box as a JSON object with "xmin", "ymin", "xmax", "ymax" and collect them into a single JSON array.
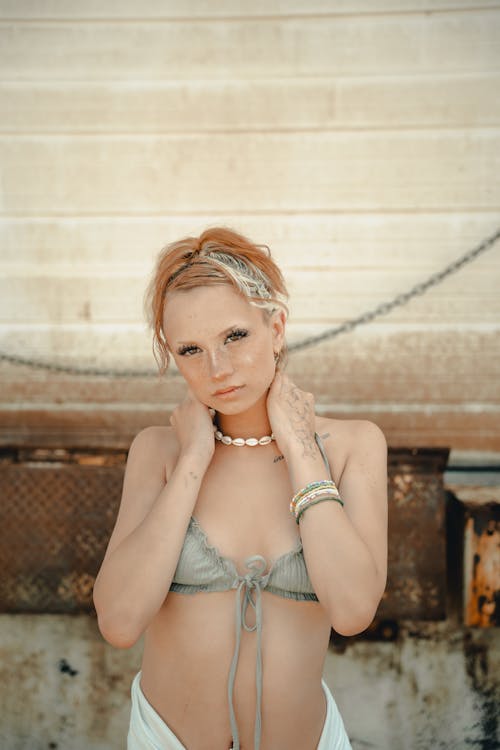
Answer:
[{"xmin": 228, "ymin": 555, "xmax": 269, "ymax": 750}]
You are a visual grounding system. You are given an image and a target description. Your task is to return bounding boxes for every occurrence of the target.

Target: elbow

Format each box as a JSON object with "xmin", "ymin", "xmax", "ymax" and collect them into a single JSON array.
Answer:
[
  {"xmin": 95, "ymin": 611, "xmax": 143, "ymax": 650},
  {"xmin": 332, "ymin": 612, "xmax": 375, "ymax": 637},
  {"xmin": 93, "ymin": 589, "xmax": 143, "ymax": 649},
  {"xmin": 329, "ymin": 595, "xmax": 383, "ymax": 637}
]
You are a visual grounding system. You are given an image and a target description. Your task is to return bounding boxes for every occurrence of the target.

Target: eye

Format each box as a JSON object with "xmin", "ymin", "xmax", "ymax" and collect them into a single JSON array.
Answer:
[
  {"xmin": 225, "ymin": 328, "xmax": 248, "ymax": 343},
  {"xmin": 177, "ymin": 344, "xmax": 200, "ymax": 357}
]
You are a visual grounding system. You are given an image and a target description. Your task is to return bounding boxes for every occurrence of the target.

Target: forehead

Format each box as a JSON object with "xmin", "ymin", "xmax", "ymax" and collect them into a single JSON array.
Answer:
[{"xmin": 163, "ymin": 284, "xmax": 265, "ymax": 340}]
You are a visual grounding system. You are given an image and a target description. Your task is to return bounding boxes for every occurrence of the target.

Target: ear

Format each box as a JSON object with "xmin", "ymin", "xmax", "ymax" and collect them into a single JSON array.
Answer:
[{"xmin": 270, "ymin": 308, "xmax": 287, "ymax": 350}]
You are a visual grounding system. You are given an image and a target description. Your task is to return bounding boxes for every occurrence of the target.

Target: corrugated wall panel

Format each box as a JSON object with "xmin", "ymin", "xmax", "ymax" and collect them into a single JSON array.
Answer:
[
  {"xmin": 1, "ymin": 214, "xmax": 498, "ymax": 266},
  {"xmin": 1, "ymin": 12, "xmax": 499, "ymax": 80},
  {"xmin": 2, "ymin": 1, "xmax": 500, "ymax": 19},
  {"xmin": 0, "ymin": 3, "xmax": 499, "ymax": 451},
  {"xmin": 2, "ymin": 75, "xmax": 500, "ymax": 133},
  {"xmin": 1, "ymin": 131, "xmax": 499, "ymax": 214},
  {"xmin": 1, "ymin": 267, "xmax": 499, "ymax": 323}
]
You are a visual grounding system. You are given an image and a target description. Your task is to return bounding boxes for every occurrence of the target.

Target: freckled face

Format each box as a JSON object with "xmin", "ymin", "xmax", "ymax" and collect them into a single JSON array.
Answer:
[{"xmin": 163, "ymin": 285, "xmax": 285, "ymax": 413}]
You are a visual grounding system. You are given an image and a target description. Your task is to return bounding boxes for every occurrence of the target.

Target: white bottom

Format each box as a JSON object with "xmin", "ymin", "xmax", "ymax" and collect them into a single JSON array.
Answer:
[{"xmin": 127, "ymin": 671, "xmax": 352, "ymax": 750}]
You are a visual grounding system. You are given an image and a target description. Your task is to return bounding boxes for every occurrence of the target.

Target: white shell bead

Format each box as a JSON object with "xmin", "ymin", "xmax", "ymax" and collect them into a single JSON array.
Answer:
[{"xmin": 213, "ymin": 428, "xmax": 275, "ymax": 446}]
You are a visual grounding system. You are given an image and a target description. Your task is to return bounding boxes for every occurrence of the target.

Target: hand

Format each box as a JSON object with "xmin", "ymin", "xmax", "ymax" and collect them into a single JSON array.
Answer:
[
  {"xmin": 169, "ymin": 389, "xmax": 215, "ymax": 467},
  {"xmin": 266, "ymin": 372, "xmax": 317, "ymax": 458}
]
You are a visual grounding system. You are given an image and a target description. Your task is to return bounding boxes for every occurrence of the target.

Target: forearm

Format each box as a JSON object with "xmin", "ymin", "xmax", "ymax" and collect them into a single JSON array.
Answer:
[
  {"xmin": 93, "ymin": 455, "xmax": 204, "ymax": 646},
  {"xmin": 286, "ymin": 446, "xmax": 381, "ymax": 635}
]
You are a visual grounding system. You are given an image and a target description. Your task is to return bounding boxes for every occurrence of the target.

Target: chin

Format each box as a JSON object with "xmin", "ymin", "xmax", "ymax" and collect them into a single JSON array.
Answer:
[{"xmin": 213, "ymin": 385, "xmax": 271, "ymax": 416}]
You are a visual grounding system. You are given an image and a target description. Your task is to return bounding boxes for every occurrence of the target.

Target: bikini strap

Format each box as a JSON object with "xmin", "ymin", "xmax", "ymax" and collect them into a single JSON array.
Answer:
[{"xmin": 314, "ymin": 432, "xmax": 333, "ymax": 480}]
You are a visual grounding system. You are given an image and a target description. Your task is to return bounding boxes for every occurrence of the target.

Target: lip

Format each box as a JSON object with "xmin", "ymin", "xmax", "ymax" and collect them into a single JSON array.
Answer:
[{"xmin": 213, "ymin": 385, "xmax": 243, "ymax": 397}]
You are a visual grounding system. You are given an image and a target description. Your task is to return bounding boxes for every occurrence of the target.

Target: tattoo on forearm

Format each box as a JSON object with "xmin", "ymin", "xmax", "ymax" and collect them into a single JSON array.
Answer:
[{"xmin": 284, "ymin": 386, "xmax": 318, "ymax": 458}]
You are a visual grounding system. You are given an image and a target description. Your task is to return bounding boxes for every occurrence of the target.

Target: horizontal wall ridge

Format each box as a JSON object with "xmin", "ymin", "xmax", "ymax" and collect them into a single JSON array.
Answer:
[
  {"xmin": 2, "ymin": 125, "xmax": 500, "ymax": 136},
  {"xmin": 1, "ymin": 71, "xmax": 500, "ymax": 84},
  {"xmin": 1, "ymin": 401, "xmax": 499, "ymax": 412},
  {"xmin": 1, "ymin": 6, "xmax": 499, "ymax": 23},
  {"xmin": 1, "ymin": 127, "xmax": 499, "ymax": 138}
]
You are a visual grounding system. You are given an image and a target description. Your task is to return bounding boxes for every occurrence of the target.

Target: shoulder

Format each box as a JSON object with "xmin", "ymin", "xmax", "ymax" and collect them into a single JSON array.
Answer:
[
  {"xmin": 128, "ymin": 424, "xmax": 172, "ymax": 453},
  {"xmin": 315, "ymin": 416, "xmax": 387, "ymax": 479},
  {"xmin": 316, "ymin": 415, "xmax": 386, "ymax": 449},
  {"xmin": 348, "ymin": 418, "xmax": 387, "ymax": 450},
  {"xmin": 127, "ymin": 425, "xmax": 180, "ymax": 476}
]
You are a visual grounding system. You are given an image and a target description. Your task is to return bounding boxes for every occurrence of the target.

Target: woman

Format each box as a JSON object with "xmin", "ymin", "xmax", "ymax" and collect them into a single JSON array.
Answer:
[{"xmin": 93, "ymin": 227, "xmax": 388, "ymax": 750}]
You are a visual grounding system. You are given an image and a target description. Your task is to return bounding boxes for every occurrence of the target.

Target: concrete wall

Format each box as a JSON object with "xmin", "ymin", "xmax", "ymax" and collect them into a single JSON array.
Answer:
[
  {"xmin": 0, "ymin": 614, "xmax": 498, "ymax": 750},
  {"xmin": 0, "ymin": 1, "xmax": 499, "ymax": 452}
]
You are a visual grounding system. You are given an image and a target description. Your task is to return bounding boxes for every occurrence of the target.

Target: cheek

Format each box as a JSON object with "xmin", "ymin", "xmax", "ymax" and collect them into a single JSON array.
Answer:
[
  {"xmin": 238, "ymin": 341, "xmax": 275, "ymax": 382},
  {"xmin": 174, "ymin": 358, "xmax": 205, "ymax": 388}
]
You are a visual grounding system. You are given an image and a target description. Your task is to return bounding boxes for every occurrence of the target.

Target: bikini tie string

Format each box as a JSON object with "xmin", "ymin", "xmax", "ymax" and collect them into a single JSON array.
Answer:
[{"xmin": 228, "ymin": 555, "xmax": 270, "ymax": 750}]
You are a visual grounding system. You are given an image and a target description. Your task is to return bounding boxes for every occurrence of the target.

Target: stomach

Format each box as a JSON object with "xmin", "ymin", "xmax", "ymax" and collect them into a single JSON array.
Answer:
[{"xmin": 139, "ymin": 588, "xmax": 332, "ymax": 750}]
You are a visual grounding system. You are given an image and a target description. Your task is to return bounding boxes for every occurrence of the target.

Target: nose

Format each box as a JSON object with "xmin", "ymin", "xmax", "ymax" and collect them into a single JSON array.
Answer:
[{"xmin": 208, "ymin": 347, "xmax": 235, "ymax": 381}]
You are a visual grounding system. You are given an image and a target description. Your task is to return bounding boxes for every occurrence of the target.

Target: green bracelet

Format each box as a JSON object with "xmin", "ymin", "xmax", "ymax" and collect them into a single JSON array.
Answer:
[{"xmin": 296, "ymin": 495, "xmax": 344, "ymax": 524}]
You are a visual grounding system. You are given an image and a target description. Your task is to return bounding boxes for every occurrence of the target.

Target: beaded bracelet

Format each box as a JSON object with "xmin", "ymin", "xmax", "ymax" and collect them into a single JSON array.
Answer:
[
  {"xmin": 289, "ymin": 480, "xmax": 339, "ymax": 514},
  {"xmin": 290, "ymin": 480, "xmax": 344, "ymax": 524},
  {"xmin": 294, "ymin": 487, "xmax": 341, "ymax": 516},
  {"xmin": 296, "ymin": 496, "xmax": 343, "ymax": 524}
]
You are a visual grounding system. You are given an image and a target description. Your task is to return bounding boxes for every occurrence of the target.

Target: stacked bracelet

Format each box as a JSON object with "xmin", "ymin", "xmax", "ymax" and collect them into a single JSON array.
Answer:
[{"xmin": 290, "ymin": 480, "xmax": 344, "ymax": 524}]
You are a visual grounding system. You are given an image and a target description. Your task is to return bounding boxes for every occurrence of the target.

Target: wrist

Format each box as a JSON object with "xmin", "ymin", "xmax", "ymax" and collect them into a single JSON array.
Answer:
[
  {"xmin": 279, "ymin": 435, "xmax": 320, "ymax": 463},
  {"xmin": 282, "ymin": 446, "xmax": 331, "ymax": 492},
  {"xmin": 176, "ymin": 449, "xmax": 212, "ymax": 478}
]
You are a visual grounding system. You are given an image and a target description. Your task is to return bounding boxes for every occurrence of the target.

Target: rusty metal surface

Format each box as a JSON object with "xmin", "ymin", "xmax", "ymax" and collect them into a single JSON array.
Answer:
[
  {"xmin": 446, "ymin": 480, "xmax": 500, "ymax": 628},
  {"xmin": 463, "ymin": 497, "xmax": 500, "ymax": 627},
  {"xmin": 378, "ymin": 447, "xmax": 449, "ymax": 620},
  {"xmin": 0, "ymin": 446, "xmax": 449, "ymax": 618},
  {"xmin": 0, "ymin": 450, "xmax": 125, "ymax": 613}
]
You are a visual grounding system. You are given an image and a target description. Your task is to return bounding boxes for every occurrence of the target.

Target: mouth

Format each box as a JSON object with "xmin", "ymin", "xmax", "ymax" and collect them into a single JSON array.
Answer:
[{"xmin": 213, "ymin": 385, "xmax": 243, "ymax": 397}]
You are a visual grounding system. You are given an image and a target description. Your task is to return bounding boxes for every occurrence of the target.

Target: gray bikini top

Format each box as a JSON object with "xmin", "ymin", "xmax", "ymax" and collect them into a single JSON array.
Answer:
[{"xmin": 169, "ymin": 432, "xmax": 333, "ymax": 750}]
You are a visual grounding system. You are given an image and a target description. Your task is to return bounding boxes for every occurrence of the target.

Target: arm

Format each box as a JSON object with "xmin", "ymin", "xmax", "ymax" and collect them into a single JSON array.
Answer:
[
  {"xmin": 93, "ymin": 395, "xmax": 214, "ymax": 649},
  {"xmin": 290, "ymin": 420, "xmax": 387, "ymax": 636},
  {"xmin": 268, "ymin": 374, "xmax": 388, "ymax": 636}
]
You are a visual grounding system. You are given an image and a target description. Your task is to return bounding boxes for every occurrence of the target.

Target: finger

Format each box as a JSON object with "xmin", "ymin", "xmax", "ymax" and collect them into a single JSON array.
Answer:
[{"xmin": 268, "ymin": 371, "xmax": 282, "ymax": 394}]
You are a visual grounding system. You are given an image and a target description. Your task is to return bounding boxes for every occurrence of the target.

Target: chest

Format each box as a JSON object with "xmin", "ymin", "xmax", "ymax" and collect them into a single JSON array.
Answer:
[{"xmin": 191, "ymin": 447, "xmax": 298, "ymax": 567}]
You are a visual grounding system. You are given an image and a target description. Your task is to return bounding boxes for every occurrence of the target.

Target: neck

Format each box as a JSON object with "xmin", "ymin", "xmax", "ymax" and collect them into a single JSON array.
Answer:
[{"xmin": 215, "ymin": 394, "xmax": 272, "ymax": 439}]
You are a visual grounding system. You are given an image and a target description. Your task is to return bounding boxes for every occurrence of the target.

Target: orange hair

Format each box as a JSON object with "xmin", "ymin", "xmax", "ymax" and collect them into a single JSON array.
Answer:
[{"xmin": 144, "ymin": 227, "xmax": 289, "ymax": 374}]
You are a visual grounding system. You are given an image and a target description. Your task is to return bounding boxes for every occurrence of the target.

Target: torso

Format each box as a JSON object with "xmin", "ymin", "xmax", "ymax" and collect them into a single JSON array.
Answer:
[{"xmin": 139, "ymin": 416, "xmax": 353, "ymax": 750}]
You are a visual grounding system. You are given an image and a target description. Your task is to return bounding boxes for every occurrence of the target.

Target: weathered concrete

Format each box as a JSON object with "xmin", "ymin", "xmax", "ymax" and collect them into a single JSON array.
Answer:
[
  {"xmin": 0, "ymin": 615, "xmax": 142, "ymax": 750},
  {"xmin": 0, "ymin": 615, "xmax": 498, "ymax": 749},
  {"xmin": 326, "ymin": 620, "xmax": 499, "ymax": 750}
]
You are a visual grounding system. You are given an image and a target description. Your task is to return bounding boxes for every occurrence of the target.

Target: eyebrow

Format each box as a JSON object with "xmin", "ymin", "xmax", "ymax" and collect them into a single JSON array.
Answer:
[{"xmin": 174, "ymin": 323, "xmax": 247, "ymax": 345}]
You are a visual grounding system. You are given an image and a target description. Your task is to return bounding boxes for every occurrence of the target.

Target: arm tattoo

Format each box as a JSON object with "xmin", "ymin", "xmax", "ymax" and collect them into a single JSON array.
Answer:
[{"xmin": 285, "ymin": 387, "xmax": 317, "ymax": 458}]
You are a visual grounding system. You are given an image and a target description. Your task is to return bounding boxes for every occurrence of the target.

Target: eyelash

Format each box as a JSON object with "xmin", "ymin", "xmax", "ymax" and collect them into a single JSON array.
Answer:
[{"xmin": 177, "ymin": 328, "xmax": 249, "ymax": 357}]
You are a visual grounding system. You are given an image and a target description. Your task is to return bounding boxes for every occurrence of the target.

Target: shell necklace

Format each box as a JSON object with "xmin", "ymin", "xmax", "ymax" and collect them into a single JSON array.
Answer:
[
  {"xmin": 214, "ymin": 429, "xmax": 275, "ymax": 446},
  {"xmin": 210, "ymin": 409, "xmax": 274, "ymax": 446}
]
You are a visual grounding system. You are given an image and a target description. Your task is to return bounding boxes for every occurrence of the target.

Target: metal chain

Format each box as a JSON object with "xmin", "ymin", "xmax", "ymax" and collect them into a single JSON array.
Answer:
[
  {"xmin": 1, "ymin": 226, "xmax": 499, "ymax": 378},
  {"xmin": 290, "ymin": 225, "xmax": 500, "ymax": 354}
]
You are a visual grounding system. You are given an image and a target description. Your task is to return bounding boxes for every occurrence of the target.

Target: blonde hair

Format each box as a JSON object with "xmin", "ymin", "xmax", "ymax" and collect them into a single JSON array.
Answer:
[{"xmin": 145, "ymin": 227, "xmax": 289, "ymax": 374}]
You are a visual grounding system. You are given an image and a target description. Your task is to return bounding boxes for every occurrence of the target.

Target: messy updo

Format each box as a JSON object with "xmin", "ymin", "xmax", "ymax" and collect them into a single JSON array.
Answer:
[{"xmin": 145, "ymin": 227, "xmax": 289, "ymax": 374}]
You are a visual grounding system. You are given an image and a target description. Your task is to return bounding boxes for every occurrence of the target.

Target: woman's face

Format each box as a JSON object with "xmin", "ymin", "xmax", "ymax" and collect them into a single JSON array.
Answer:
[{"xmin": 163, "ymin": 284, "xmax": 285, "ymax": 413}]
